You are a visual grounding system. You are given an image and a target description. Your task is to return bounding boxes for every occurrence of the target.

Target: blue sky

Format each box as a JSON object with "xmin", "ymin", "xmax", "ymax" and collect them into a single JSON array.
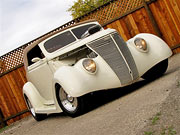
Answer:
[{"xmin": 0, "ymin": 0, "xmax": 74, "ymax": 56}]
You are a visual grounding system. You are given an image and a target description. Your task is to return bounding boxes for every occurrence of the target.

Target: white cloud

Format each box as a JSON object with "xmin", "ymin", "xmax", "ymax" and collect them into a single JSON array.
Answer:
[{"xmin": 0, "ymin": 0, "xmax": 74, "ymax": 56}]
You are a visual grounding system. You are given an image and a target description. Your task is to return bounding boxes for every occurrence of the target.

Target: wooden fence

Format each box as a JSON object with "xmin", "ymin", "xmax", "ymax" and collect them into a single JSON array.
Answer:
[
  {"xmin": 78, "ymin": 0, "xmax": 180, "ymax": 53},
  {"xmin": 0, "ymin": 0, "xmax": 180, "ymax": 128},
  {"xmin": 0, "ymin": 66, "xmax": 30, "ymax": 126}
]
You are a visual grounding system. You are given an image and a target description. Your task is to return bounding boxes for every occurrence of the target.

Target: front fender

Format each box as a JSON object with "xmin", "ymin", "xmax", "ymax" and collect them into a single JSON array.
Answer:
[
  {"xmin": 127, "ymin": 33, "xmax": 172, "ymax": 76},
  {"xmin": 53, "ymin": 57, "xmax": 121, "ymax": 97}
]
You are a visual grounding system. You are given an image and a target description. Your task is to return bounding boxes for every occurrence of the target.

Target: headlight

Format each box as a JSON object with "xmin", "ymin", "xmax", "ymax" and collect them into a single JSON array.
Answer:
[
  {"xmin": 134, "ymin": 38, "xmax": 147, "ymax": 51},
  {"xmin": 82, "ymin": 59, "xmax": 96, "ymax": 73}
]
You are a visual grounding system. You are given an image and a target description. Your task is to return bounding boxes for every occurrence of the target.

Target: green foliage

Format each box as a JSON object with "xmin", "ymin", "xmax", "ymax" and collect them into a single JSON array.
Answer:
[
  {"xmin": 144, "ymin": 112, "xmax": 177, "ymax": 135},
  {"xmin": 151, "ymin": 112, "xmax": 161, "ymax": 125},
  {"xmin": 0, "ymin": 126, "xmax": 9, "ymax": 133},
  {"xmin": 161, "ymin": 128, "xmax": 166, "ymax": 135},
  {"xmin": 160, "ymin": 126, "xmax": 177, "ymax": 135},
  {"xmin": 68, "ymin": 0, "xmax": 111, "ymax": 19},
  {"xmin": 144, "ymin": 131, "xmax": 154, "ymax": 135},
  {"xmin": 176, "ymin": 80, "xmax": 180, "ymax": 87},
  {"xmin": 168, "ymin": 126, "xmax": 177, "ymax": 135}
]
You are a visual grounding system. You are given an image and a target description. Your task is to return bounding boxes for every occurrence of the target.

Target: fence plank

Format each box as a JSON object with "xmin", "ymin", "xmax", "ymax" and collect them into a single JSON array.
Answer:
[
  {"xmin": 149, "ymin": 2, "xmax": 174, "ymax": 45},
  {"xmin": 0, "ymin": 76, "xmax": 17, "ymax": 124},
  {"xmin": 17, "ymin": 67, "xmax": 27, "ymax": 84},
  {"xmin": 174, "ymin": 0, "xmax": 180, "ymax": 22},
  {"xmin": 162, "ymin": 0, "xmax": 180, "ymax": 44},
  {"xmin": 115, "ymin": 20, "xmax": 129, "ymax": 41},
  {"xmin": 133, "ymin": 8, "xmax": 156, "ymax": 34},
  {"xmin": 11, "ymin": 70, "xmax": 27, "ymax": 110},
  {"xmin": 164, "ymin": 0, "xmax": 180, "ymax": 35},
  {"xmin": 0, "ymin": 108, "xmax": 7, "ymax": 128}
]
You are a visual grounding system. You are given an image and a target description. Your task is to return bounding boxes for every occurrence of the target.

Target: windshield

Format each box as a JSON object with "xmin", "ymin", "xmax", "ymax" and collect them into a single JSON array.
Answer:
[
  {"xmin": 71, "ymin": 24, "xmax": 96, "ymax": 39},
  {"xmin": 44, "ymin": 31, "xmax": 76, "ymax": 53},
  {"xmin": 44, "ymin": 23, "xmax": 99, "ymax": 53}
]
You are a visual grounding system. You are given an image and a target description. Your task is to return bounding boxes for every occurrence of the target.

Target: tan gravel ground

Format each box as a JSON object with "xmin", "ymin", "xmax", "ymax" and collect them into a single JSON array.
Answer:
[{"xmin": 1, "ymin": 53, "xmax": 180, "ymax": 135}]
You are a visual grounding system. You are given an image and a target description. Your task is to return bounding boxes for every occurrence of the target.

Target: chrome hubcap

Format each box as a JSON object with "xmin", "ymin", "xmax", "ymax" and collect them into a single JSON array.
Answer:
[
  {"xmin": 67, "ymin": 95, "xmax": 74, "ymax": 102},
  {"xmin": 59, "ymin": 88, "xmax": 78, "ymax": 112}
]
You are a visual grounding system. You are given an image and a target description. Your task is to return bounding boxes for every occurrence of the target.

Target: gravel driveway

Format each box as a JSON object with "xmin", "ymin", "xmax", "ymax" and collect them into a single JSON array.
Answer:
[{"xmin": 1, "ymin": 53, "xmax": 180, "ymax": 135}]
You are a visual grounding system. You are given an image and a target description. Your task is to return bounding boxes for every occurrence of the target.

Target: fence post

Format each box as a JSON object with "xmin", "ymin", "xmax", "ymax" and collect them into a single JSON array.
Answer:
[
  {"xmin": 142, "ymin": 0, "xmax": 162, "ymax": 37},
  {"xmin": 0, "ymin": 108, "xmax": 7, "ymax": 128}
]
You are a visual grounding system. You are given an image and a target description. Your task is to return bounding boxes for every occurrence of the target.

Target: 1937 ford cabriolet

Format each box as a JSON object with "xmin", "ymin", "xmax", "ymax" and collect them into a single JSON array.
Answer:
[{"xmin": 23, "ymin": 20, "xmax": 172, "ymax": 121}]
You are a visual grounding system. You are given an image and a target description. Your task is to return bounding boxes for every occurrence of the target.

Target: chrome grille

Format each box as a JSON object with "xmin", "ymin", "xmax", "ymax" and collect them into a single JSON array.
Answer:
[
  {"xmin": 87, "ymin": 33, "xmax": 139, "ymax": 85},
  {"xmin": 112, "ymin": 33, "xmax": 139, "ymax": 80}
]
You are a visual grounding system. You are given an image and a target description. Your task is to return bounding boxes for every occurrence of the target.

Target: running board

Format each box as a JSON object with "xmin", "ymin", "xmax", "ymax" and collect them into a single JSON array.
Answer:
[
  {"xmin": 35, "ymin": 104, "xmax": 60, "ymax": 114},
  {"xmin": 43, "ymin": 100, "xmax": 55, "ymax": 106}
]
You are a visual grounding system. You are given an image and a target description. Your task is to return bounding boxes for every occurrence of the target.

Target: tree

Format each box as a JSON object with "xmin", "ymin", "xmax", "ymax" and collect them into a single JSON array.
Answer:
[{"xmin": 68, "ymin": 0, "xmax": 111, "ymax": 19}]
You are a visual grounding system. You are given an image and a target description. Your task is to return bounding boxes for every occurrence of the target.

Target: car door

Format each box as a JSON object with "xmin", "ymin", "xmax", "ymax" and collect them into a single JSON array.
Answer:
[{"xmin": 26, "ymin": 45, "xmax": 53, "ymax": 101}]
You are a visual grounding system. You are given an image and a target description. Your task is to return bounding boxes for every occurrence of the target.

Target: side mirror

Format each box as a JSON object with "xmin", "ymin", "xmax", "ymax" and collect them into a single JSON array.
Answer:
[
  {"xmin": 81, "ymin": 25, "xmax": 102, "ymax": 39},
  {"xmin": 31, "ymin": 57, "xmax": 41, "ymax": 63},
  {"xmin": 88, "ymin": 25, "xmax": 102, "ymax": 35}
]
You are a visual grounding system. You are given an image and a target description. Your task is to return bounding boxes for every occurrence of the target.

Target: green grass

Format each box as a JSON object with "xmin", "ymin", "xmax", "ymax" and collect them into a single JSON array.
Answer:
[
  {"xmin": 177, "ymin": 81, "xmax": 180, "ymax": 87},
  {"xmin": 152, "ymin": 112, "xmax": 161, "ymax": 125},
  {"xmin": 160, "ymin": 126, "xmax": 177, "ymax": 135},
  {"xmin": 0, "ymin": 126, "xmax": 9, "ymax": 133},
  {"xmin": 144, "ymin": 131, "xmax": 154, "ymax": 135},
  {"xmin": 144, "ymin": 126, "xmax": 177, "ymax": 135},
  {"xmin": 144, "ymin": 112, "xmax": 177, "ymax": 135},
  {"xmin": 168, "ymin": 126, "xmax": 177, "ymax": 135}
]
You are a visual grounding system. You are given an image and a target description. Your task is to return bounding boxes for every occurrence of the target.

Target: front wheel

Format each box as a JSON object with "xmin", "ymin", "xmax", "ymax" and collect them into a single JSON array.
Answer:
[
  {"xmin": 56, "ymin": 86, "xmax": 85, "ymax": 117},
  {"xmin": 25, "ymin": 96, "xmax": 47, "ymax": 121},
  {"xmin": 142, "ymin": 59, "xmax": 168, "ymax": 81}
]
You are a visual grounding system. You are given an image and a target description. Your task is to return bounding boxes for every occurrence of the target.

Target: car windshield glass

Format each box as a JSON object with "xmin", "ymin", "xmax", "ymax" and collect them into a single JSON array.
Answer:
[
  {"xmin": 72, "ymin": 24, "xmax": 96, "ymax": 39},
  {"xmin": 44, "ymin": 31, "xmax": 76, "ymax": 53}
]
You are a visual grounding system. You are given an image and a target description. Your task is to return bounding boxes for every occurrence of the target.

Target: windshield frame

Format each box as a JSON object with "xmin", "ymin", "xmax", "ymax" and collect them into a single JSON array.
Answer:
[{"xmin": 39, "ymin": 21, "xmax": 101, "ymax": 55}]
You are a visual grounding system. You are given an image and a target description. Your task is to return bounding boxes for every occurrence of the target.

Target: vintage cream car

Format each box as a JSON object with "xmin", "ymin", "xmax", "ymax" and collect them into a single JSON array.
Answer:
[{"xmin": 23, "ymin": 20, "xmax": 172, "ymax": 121}]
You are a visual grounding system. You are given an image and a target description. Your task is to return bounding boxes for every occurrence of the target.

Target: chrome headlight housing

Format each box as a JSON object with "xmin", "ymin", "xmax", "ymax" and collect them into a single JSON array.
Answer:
[
  {"xmin": 134, "ymin": 38, "xmax": 147, "ymax": 52},
  {"xmin": 82, "ymin": 59, "xmax": 96, "ymax": 73}
]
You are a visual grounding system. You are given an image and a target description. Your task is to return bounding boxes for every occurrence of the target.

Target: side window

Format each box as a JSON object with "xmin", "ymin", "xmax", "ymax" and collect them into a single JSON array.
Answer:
[{"xmin": 27, "ymin": 45, "xmax": 44, "ymax": 66}]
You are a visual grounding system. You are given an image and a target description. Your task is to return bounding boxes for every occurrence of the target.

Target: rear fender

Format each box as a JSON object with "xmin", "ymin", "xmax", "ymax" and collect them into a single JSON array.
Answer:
[{"xmin": 23, "ymin": 82, "xmax": 45, "ymax": 110}]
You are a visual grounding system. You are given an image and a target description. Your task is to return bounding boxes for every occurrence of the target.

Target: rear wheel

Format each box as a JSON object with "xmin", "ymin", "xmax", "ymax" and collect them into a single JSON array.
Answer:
[
  {"xmin": 25, "ymin": 96, "xmax": 47, "ymax": 121},
  {"xmin": 56, "ymin": 86, "xmax": 85, "ymax": 117},
  {"xmin": 142, "ymin": 59, "xmax": 168, "ymax": 81}
]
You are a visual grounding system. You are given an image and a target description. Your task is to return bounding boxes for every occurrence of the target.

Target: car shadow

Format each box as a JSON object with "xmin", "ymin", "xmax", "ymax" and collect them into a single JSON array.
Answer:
[
  {"xmin": 83, "ymin": 79, "xmax": 151, "ymax": 114},
  {"xmin": 47, "ymin": 79, "xmax": 155, "ymax": 119},
  {"xmin": 83, "ymin": 63, "xmax": 179, "ymax": 115},
  {"xmin": 47, "ymin": 112, "xmax": 66, "ymax": 119}
]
